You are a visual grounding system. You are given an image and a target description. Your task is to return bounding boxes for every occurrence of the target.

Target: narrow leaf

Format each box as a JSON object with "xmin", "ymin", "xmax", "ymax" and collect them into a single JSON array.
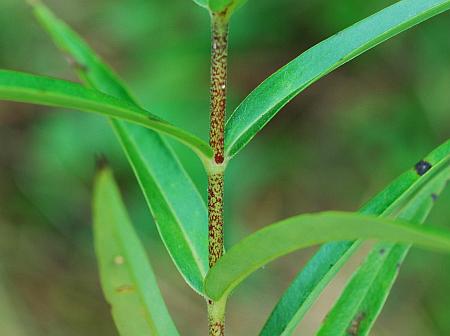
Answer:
[
  {"xmin": 93, "ymin": 168, "xmax": 179, "ymax": 336},
  {"xmin": 318, "ymin": 159, "xmax": 450, "ymax": 335},
  {"xmin": 260, "ymin": 140, "xmax": 450, "ymax": 336},
  {"xmin": 259, "ymin": 241, "xmax": 355, "ymax": 336},
  {"xmin": 30, "ymin": 1, "xmax": 209, "ymax": 294},
  {"xmin": 0, "ymin": 70, "xmax": 213, "ymax": 161},
  {"xmin": 225, "ymin": 0, "xmax": 450, "ymax": 158},
  {"xmin": 204, "ymin": 211, "xmax": 450, "ymax": 301},
  {"xmin": 115, "ymin": 128, "xmax": 209, "ymax": 293}
]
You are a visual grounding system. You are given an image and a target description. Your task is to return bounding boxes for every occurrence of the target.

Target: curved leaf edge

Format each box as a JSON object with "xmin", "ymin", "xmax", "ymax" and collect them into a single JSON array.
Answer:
[{"xmin": 205, "ymin": 210, "xmax": 450, "ymax": 301}]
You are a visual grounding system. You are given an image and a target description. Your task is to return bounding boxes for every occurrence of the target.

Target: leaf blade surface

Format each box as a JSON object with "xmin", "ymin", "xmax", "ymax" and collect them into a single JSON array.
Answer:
[
  {"xmin": 260, "ymin": 140, "xmax": 450, "ymax": 335},
  {"xmin": 93, "ymin": 168, "xmax": 179, "ymax": 336},
  {"xmin": 0, "ymin": 69, "xmax": 213, "ymax": 160},
  {"xmin": 317, "ymin": 159, "xmax": 450, "ymax": 336},
  {"xmin": 205, "ymin": 209, "xmax": 450, "ymax": 301},
  {"xmin": 30, "ymin": 2, "xmax": 209, "ymax": 293},
  {"xmin": 225, "ymin": 0, "xmax": 450, "ymax": 158}
]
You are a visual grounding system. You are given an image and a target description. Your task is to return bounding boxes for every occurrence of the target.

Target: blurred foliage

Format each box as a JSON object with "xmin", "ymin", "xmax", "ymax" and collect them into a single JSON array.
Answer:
[{"xmin": 0, "ymin": 0, "xmax": 449, "ymax": 335}]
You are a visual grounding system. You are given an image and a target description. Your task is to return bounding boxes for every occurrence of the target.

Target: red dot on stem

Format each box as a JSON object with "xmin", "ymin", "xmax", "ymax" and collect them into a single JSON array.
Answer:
[{"xmin": 215, "ymin": 153, "xmax": 224, "ymax": 164}]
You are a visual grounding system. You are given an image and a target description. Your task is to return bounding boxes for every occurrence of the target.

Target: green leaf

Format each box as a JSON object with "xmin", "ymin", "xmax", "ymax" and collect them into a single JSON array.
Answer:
[
  {"xmin": 30, "ymin": 2, "xmax": 209, "ymax": 294},
  {"xmin": 225, "ymin": 0, "xmax": 450, "ymax": 158},
  {"xmin": 204, "ymin": 210, "xmax": 450, "ymax": 301},
  {"xmin": 260, "ymin": 140, "xmax": 450, "ymax": 336},
  {"xmin": 115, "ymin": 128, "xmax": 209, "ymax": 293},
  {"xmin": 93, "ymin": 167, "xmax": 179, "ymax": 336},
  {"xmin": 0, "ymin": 69, "xmax": 213, "ymax": 161},
  {"xmin": 317, "ymin": 158, "xmax": 450, "ymax": 335},
  {"xmin": 208, "ymin": 0, "xmax": 248, "ymax": 15},
  {"xmin": 259, "ymin": 242, "xmax": 355, "ymax": 336}
]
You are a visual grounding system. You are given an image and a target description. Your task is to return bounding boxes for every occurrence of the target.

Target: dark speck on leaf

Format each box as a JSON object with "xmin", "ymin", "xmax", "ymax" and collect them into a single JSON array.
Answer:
[
  {"xmin": 348, "ymin": 312, "xmax": 366, "ymax": 336},
  {"xmin": 431, "ymin": 193, "xmax": 438, "ymax": 202},
  {"xmin": 379, "ymin": 248, "xmax": 385, "ymax": 255},
  {"xmin": 414, "ymin": 160, "xmax": 432, "ymax": 176}
]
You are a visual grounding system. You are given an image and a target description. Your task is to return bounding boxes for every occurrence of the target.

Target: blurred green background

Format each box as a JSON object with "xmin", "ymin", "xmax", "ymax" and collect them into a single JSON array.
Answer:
[{"xmin": 0, "ymin": 0, "xmax": 449, "ymax": 335}]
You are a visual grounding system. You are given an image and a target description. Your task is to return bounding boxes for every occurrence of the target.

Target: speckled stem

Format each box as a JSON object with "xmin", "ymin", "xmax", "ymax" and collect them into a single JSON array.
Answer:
[
  {"xmin": 208, "ymin": 296, "xmax": 227, "ymax": 336},
  {"xmin": 207, "ymin": 12, "xmax": 229, "ymax": 336},
  {"xmin": 208, "ymin": 171, "xmax": 225, "ymax": 266},
  {"xmin": 209, "ymin": 13, "xmax": 228, "ymax": 166}
]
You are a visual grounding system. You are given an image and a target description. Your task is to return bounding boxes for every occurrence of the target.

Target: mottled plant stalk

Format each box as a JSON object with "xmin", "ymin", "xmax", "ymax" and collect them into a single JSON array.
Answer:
[{"xmin": 207, "ymin": 12, "xmax": 229, "ymax": 336}]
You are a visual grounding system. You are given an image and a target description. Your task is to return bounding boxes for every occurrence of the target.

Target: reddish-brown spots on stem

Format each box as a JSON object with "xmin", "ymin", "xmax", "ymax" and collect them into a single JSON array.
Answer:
[
  {"xmin": 215, "ymin": 153, "xmax": 225, "ymax": 164},
  {"xmin": 207, "ymin": 297, "xmax": 226, "ymax": 336},
  {"xmin": 208, "ymin": 12, "xmax": 228, "ymax": 280},
  {"xmin": 209, "ymin": 321, "xmax": 225, "ymax": 336},
  {"xmin": 208, "ymin": 14, "xmax": 228, "ymax": 336},
  {"xmin": 208, "ymin": 172, "xmax": 225, "ymax": 267},
  {"xmin": 209, "ymin": 15, "xmax": 228, "ymax": 164}
]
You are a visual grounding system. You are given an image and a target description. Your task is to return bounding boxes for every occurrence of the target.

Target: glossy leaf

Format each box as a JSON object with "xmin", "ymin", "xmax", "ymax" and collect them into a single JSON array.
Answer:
[
  {"xmin": 260, "ymin": 140, "xmax": 450, "ymax": 336},
  {"xmin": 318, "ymin": 159, "xmax": 450, "ymax": 335},
  {"xmin": 225, "ymin": 0, "xmax": 450, "ymax": 158},
  {"xmin": 0, "ymin": 70, "xmax": 213, "ymax": 161},
  {"xmin": 93, "ymin": 168, "xmax": 179, "ymax": 336},
  {"xmin": 31, "ymin": 2, "xmax": 209, "ymax": 294},
  {"xmin": 115, "ymin": 128, "xmax": 209, "ymax": 293},
  {"xmin": 205, "ymin": 211, "xmax": 450, "ymax": 301},
  {"xmin": 259, "ymin": 242, "xmax": 355, "ymax": 336}
]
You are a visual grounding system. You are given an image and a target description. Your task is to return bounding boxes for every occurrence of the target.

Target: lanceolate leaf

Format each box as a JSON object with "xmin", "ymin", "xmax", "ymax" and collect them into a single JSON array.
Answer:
[
  {"xmin": 317, "ymin": 159, "xmax": 450, "ymax": 336},
  {"xmin": 93, "ymin": 168, "xmax": 179, "ymax": 336},
  {"xmin": 0, "ymin": 70, "xmax": 213, "ymax": 161},
  {"xmin": 260, "ymin": 140, "xmax": 450, "ymax": 336},
  {"xmin": 259, "ymin": 241, "xmax": 355, "ymax": 336},
  {"xmin": 115, "ymin": 128, "xmax": 209, "ymax": 293},
  {"xmin": 205, "ymin": 210, "xmax": 450, "ymax": 301},
  {"xmin": 225, "ymin": 0, "xmax": 450, "ymax": 158},
  {"xmin": 30, "ymin": 2, "xmax": 209, "ymax": 294}
]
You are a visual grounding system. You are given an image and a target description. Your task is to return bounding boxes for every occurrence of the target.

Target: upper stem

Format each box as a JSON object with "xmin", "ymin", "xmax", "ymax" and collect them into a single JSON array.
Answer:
[
  {"xmin": 209, "ymin": 13, "xmax": 229, "ymax": 166},
  {"xmin": 207, "ymin": 12, "xmax": 229, "ymax": 336},
  {"xmin": 208, "ymin": 12, "xmax": 229, "ymax": 268}
]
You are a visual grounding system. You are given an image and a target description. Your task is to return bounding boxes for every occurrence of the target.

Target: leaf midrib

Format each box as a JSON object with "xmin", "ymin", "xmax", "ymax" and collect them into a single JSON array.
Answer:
[
  {"xmin": 122, "ymin": 125, "xmax": 208, "ymax": 281},
  {"xmin": 225, "ymin": 0, "xmax": 450, "ymax": 158}
]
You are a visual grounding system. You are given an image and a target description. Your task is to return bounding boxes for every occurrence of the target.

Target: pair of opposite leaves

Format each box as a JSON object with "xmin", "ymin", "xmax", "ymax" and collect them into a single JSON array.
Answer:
[{"xmin": 2, "ymin": 0, "xmax": 450, "ymax": 335}]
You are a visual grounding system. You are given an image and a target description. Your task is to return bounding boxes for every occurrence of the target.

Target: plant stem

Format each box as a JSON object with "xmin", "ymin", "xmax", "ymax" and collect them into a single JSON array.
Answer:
[
  {"xmin": 207, "ymin": 12, "xmax": 229, "ymax": 336},
  {"xmin": 209, "ymin": 13, "xmax": 228, "ymax": 166}
]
